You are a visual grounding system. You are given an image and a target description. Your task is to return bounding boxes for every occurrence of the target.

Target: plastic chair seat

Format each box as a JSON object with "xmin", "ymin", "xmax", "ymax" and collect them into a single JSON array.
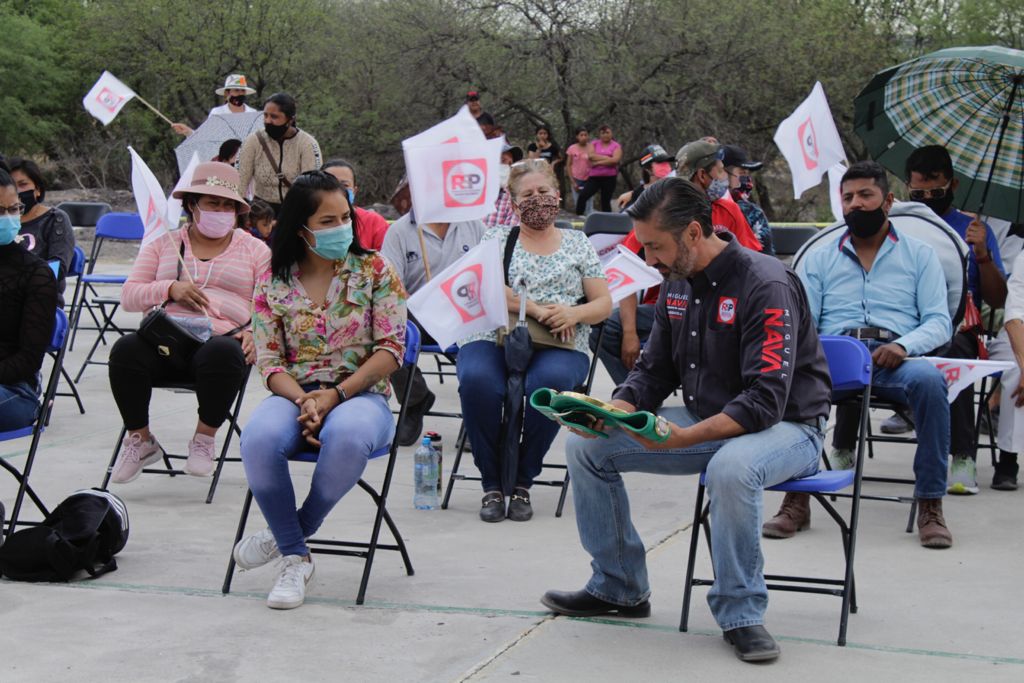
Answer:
[
  {"xmin": 769, "ymin": 470, "xmax": 855, "ymax": 493},
  {"xmin": 0, "ymin": 426, "xmax": 36, "ymax": 442},
  {"xmin": 81, "ymin": 274, "xmax": 127, "ymax": 285},
  {"xmin": 292, "ymin": 446, "xmax": 390, "ymax": 464}
]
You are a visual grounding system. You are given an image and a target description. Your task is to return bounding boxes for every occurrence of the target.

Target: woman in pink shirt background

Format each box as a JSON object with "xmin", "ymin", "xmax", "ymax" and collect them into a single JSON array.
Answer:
[
  {"xmin": 107, "ymin": 162, "xmax": 270, "ymax": 485},
  {"xmin": 565, "ymin": 127, "xmax": 593, "ymax": 214},
  {"xmin": 574, "ymin": 124, "xmax": 622, "ymax": 214}
]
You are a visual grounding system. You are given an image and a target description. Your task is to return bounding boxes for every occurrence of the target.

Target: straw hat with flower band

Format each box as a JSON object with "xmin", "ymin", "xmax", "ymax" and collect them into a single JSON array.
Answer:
[{"xmin": 172, "ymin": 161, "xmax": 251, "ymax": 214}]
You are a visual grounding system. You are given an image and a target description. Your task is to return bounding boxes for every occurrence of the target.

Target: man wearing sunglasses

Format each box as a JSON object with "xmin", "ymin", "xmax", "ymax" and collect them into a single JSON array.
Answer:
[{"xmin": 882, "ymin": 145, "xmax": 1007, "ymax": 494}]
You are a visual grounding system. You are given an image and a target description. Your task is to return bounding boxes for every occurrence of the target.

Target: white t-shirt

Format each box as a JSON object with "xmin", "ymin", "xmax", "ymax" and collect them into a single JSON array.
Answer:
[{"xmin": 208, "ymin": 103, "xmax": 257, "ymax": 117}]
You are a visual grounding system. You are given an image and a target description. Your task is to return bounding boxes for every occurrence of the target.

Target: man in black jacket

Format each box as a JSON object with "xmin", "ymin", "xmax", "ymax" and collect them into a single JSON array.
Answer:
[{"xmin": 541, "ymin": 177, "xmax": 831, "ymax": 663}]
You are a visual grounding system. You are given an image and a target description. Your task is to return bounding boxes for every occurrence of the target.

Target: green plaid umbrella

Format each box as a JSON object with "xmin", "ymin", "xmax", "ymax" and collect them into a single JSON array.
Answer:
[{"xmin": 854, "ymin": 45, "xmax": 1024, "ymax": 224}]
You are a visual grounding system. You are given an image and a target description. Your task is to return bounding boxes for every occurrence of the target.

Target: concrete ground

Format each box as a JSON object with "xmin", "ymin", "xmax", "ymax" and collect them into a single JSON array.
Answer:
[{"xmin": 2, "ymin": 256, "xmax": 1023, "ymax": 682}]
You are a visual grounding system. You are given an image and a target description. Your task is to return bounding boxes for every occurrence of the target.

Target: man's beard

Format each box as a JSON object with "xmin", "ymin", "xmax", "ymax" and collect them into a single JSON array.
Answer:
[{"xmin": 667, "ymin": 235, "xmax": 698, "ymax": 279}]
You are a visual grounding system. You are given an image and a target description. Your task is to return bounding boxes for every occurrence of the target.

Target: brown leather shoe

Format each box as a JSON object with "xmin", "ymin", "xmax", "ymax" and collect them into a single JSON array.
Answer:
[
  {"xmin": 762, "ymin": 492, "xmax": 810, "ymax": 539},
  {"xmin": 917, "ymin": 498, "xmax": 953, "ymax": 548}
]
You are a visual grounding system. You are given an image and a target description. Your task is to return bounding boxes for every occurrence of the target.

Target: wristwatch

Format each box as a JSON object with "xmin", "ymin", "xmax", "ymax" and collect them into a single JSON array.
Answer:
[{"xmin": 334, "ymin": 384, "xmax": 348, "ymax": 403}]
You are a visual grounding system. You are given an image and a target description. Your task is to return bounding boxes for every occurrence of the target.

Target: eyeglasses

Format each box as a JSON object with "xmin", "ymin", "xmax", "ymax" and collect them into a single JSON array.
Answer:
[
  {"xmin": 0, "ymin": 203, "xmax": 25, "ymax": 217},
  {"xmin": 908, "ymin": 182, "xmax": 952, "ymax": 201}
]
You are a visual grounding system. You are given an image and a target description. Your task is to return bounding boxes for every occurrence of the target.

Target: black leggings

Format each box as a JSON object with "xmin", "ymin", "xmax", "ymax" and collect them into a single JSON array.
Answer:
[
  {"xmin": 575, "ymin": 175, "xmax": 617, "ymax": 214},
  {"xmin": 108, "ymin": 333, "xmax": 247, "ymax": 431}
]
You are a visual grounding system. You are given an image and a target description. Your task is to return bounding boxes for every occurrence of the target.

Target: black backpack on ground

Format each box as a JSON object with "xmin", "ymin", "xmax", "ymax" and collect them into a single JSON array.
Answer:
[{"xmin": 0, "ymin": 489, "xmax": 129, "ymax": 582}]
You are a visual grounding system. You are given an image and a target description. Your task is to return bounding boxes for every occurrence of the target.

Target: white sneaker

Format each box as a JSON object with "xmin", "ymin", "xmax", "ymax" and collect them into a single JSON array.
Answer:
[
  {"xmin": 267, "ymin": 555, "xmax": 315, "ymax": 610},
  {"xmin": 111, "ymin": 433, "xmax": 165, "ymax": 484},
  {"xmin": 233, "ymin": 528, "xmax": 281, "ymax": 570},
  {"xmin": 184, "ymin": 434, "xmax": 216, "ymax": 477}
]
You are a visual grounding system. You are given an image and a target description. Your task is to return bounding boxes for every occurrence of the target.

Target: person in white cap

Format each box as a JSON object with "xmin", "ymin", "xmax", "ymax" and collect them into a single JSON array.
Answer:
[{"xmin": 171, "ymin": 74, "xmax": 258, "ymax": 136}]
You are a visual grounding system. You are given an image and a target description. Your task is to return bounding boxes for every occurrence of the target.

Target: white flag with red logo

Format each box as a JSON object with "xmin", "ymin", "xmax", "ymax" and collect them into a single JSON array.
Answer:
[
  {"xmin": 827, "ymin": 162, "xmax": 847, "ymax": 222},
  {"xmin": 919, "ymin": 357, "xmax": 1014, "ymax": 403},
  {"xmin": 603, "ymin": 245, "xmax": 663, "ymax": 304},
  {"xmin": 589, "ymin": 233, "xmax": 630, "ymax": 265},
  {"xmin": 407, "ymin": 238, "xmax": 509, "ymax": 349},
  {"xmin": 83, "ymin": 71, "xmax": 137, "ymax": 125},
  {"xmin": 402, "ymin": 106, "xmax": 503, "ymax": 224},
  {"xmin": 165, "ymin": 152, "xmax": 201, "ymax": 235},
  {"xmin": 128, "ymin": 146, "xmax": 174, "ymax": 247},
  {"xmin": 773, "ymin": 82, "xmax": 847, "ymax": 198}
]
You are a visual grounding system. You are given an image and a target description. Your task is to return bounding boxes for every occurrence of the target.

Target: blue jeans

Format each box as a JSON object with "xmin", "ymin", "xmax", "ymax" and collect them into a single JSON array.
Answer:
[
  {"xmin": 240, "ymin": 392, "xmax": 396, "ymax": 557},
  {"xmin": 832, "ymin": 341, "xmax": 950, "ymax": 499},
  {"xmin": 566, "ymin": 406, "xmax": 823, "ymax": 631},
  {"xmin": 0, "ymin": 382, "xmax": 40, "ymax": 432},
  {"xmin": 589, "ymin": 304, "xmax": 656, "ymax": 386},
  {"xmin": 456, "ymin": 340, "xmax": 589, "ymax": 491}
]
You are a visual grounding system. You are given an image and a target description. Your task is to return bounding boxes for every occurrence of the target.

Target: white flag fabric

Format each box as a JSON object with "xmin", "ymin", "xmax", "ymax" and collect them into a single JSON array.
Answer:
[
  {"xmin": 603, "ymin": 245, "xmax": 664, "ymax": 303},
  {"xmin": 918, "ymin": 357, "xmax": 1015, "ymax": 403},
  {"xmin": 83, "ymin": 71, "xmax": 136, "ymax": 125},
  {"xmin": 407, "ymin": 238, "xmax": 509, "ymax": 349},
  {"xmin": 773, "ymin": 82, "xmax": 847, "ymax": 198},
  {"xmin": 827, "ymin": 162, "xmax": 847, "ymax": 222},
  {"xmin": 128, "ymin": 147, "xmax": 173, "ymax": 247},
  {"xmin": 165, "ymin": 153, "xmax": 201, "ymax": 235},
  {"xmin": 402, "ymin": 106, "xmax": 503, "ymax": 224},
  {"xmin": 589, "ymin": 232, "xmax": 630, "ymax": 265}
]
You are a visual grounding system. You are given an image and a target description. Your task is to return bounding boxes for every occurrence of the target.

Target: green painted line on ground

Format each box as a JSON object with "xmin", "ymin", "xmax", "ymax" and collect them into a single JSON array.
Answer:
[{"xmin": 32, "ymin": 579, "xmax": 1024, "ymax": 667}]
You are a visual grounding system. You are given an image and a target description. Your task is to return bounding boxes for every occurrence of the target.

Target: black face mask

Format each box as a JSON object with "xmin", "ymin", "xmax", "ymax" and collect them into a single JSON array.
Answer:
[
  {"xmin": 18, "ymin": 189, "xmax": 37, "ymax": 213},
  {"xmin": 919, "ymin": 192, "xmax": 955, "ymax": 217},
  {"xmin": 264, "ymin": 121, "xmax": 289, "ymax": 140},
  {"xmin": 844, "ymin": 207, "xmax": 888, "ymax": 239},
  {"xmin": 228, "ymin": 94, "xmax": 247, "ymax": 107}
]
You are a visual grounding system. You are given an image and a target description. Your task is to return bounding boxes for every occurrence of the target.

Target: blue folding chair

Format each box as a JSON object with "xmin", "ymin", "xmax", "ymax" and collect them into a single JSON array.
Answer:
[
  {"xmin": 51, "ymin": 246, "xmax": 87, "ymax": 416},
  {"xmin": 69, "ymin": 213, "xmax": 145, "ymax": 381},
  {"xmin": 1, "ymin": 310, "xmax": 71, "ymax": 541},
  {"xmin": 222, "ymin": 322, "xmax": 421, "ymax": 605},
  {"xmin": 680, "ymin": 336, "xmax": 872, "ymax": 646}
]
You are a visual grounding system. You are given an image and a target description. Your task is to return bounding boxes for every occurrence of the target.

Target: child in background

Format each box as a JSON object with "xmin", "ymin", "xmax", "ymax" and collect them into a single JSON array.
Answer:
[{"xmin": 246, "ymin": 199, "xmax": 275, "ymax": 243}]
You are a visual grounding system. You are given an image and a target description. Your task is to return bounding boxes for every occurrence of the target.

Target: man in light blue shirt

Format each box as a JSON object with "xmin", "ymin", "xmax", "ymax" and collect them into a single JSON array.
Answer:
[{"xmin": 763, "ymin": 161, "xmax": 954, "ymax": 549}]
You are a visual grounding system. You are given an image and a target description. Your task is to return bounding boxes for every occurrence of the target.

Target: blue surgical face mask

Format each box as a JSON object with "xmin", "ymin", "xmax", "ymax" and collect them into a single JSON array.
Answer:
[
  {"xmin": 706, "ymin": 176, "xmax": 730, "ymax": 201},
  {"xmin": 0, "ymin": 215, "xmax": 21, "ymax": 246},
  {"xmin": 346, "ymin": 188, "xmax": 355, "ymax": 206},
  {"xmin": 304, "ymin": 221, "xmax": 353, "ymax": 261}
]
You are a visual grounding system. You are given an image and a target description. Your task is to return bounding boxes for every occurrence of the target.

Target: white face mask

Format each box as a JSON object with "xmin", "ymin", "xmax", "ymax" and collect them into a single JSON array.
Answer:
[{"xmin": 499, "ymin": 164, "xmax": 511, "ymax": 188}]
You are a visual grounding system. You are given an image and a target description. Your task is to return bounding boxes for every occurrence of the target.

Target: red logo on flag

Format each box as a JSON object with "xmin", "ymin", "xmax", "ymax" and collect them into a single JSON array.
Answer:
[
  {"xmin": 440, "ymin": 264, "xmax": 486, "ymax": 322},
  {"xmin": 442, "ymin": 159, "xmax": 487, "ymax": 207},
  {"xmin": 97, "ymin": 87, "xmax": 126, "ymax": 113},
  {"xmin": 145, "ymin": 197, "xmax": 166, "ymax": 233},
  {"xmin": 798, "ymin": 116, "xmax": 819, "ymax": 170},
  {"xmin": 717, "ymin": 297, "xmax": 737, "ymax": 324},
  {"xmin": 605, "ymin": 267, "xmax": 635, "ymax": 293}
]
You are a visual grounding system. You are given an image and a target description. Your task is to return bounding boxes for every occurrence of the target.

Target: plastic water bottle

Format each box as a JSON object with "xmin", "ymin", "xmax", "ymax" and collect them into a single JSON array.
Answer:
[
  {"xmin": 413, "ymin": 437, "xmax": 440, "ymax": 510},
  {"xmin": 426, "ymin": 431, "xmax": 443, "ymax": 497}
]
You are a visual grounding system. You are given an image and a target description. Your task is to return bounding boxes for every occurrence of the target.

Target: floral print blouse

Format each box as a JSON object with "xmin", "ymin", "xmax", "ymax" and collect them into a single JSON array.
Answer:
[
  {"xmin": 461, "ymin": 226, "xmax": 605, "ymax": 354},
  {"xmin": 252, "ymin": 252, "xmax": 407, "ymax": 397}
]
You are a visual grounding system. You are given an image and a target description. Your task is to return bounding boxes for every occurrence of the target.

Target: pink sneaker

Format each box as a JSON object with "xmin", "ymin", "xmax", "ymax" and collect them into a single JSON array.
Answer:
[
  {"xmin": 111, "ymin": 433, "xmax": 164, "ymax": 484},
  {"xmin": 185, "ymin": 434, "xmax": 217, "ymax": 477}
]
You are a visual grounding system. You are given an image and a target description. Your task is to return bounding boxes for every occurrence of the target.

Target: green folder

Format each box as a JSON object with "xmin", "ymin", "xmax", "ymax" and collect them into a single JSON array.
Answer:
[{"xmin": 529, "ymin": 389, "xmax": 671, "ymax": 442}]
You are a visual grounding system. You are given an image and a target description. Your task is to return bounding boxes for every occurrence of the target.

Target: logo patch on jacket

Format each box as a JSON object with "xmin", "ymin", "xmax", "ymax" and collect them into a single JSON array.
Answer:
[
  {"xmin": 666, "ymin": 294, "xmax": 689, "ymax": 320},
  {"xmin": 717, "ymin": 297, "xmax": 737, "ymax": 324}
]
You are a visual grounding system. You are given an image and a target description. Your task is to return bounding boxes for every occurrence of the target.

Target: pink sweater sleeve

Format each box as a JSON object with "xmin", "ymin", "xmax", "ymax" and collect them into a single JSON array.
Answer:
[{"xmin": 121, "ymin": 239, "xmax": 178, "ymax": 313}]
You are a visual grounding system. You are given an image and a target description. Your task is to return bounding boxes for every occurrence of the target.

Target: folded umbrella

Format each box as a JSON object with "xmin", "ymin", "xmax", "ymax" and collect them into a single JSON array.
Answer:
[{"xmin": 499, "ymin": 285, "xmax": 533, "ymax": 498}]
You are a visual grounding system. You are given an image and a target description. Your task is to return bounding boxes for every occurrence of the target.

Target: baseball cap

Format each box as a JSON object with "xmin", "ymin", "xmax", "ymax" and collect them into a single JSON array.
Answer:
[
  {"xmin": 721, "ymin": 144, "xmax": 764, "ymax": 171},
  {"xmin": 675, "ymin": 140, "xmax": 724, "ymax": 176},
  {"xmin": 466, "ymin": 90, "xmax": 480, "ymax": 101},
  {"xmin": 639, "ymin": 144, "xmax": 673, "ymax": 168},
  {"xmin": 501, "ymin": 143, "xmax": 524, "ymax": 163}
]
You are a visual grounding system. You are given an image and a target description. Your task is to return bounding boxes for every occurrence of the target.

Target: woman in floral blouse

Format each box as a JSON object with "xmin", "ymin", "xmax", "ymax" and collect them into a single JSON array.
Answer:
[
  {"xmin": 236, "ymin": 170, "xmax": 407, "ymax": 610},
  {"xmin": 458, "ymin": 160, "xmax": 611, "ymax": 523}
]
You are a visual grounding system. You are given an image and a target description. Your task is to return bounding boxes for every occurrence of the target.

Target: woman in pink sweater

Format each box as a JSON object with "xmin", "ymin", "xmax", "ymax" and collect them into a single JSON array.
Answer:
[{"xmin": 108, "ymin": 162, "xmax": 270, "ymax": 484}]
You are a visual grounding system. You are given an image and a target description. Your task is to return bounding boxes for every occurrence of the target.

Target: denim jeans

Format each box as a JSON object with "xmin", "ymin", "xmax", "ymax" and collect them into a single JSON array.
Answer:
[
  {"xmin": 240, "ymin": 391, "xmax": 395, "ymax": 557},
  {"xmin": 456, "ymin": 340, "xmax": 589, "ymax": 491},
  {"xmin": 588, "ymin": 304, "xmax": 656, "ymax": 386},
  {"xmin": 566, "ymin": 405, "xmax": 823, "ymax": 631},
  {"xmin": 832, "ymin": 340, "xmax": 950, "ymax": 499},
  {"xmin": 571, "ymin": 178, "xmax": 594, "ymax": 216},
  {"xmin": 0, "ymin": 382, "xmax": 40, "ymax": 432}
]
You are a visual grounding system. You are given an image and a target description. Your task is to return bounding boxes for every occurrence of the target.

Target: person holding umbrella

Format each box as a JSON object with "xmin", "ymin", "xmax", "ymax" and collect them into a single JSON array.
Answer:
[
  {"xmin": 456, "ymin": 159, "xmax": 611, "ymax": 522},
  {"xmin": 171, "ymin": 73, "xmax": 258, "ymax": 137}
]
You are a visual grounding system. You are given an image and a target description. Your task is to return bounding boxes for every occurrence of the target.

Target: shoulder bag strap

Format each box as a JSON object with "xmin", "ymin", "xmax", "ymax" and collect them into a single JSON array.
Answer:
[
  {"xmin": 256, "ymin": 131, "xmax": 292, "ymax": 188},
  {"xmin": 503, "ymin": 226, "xmax": 520, "ymax": 288}
]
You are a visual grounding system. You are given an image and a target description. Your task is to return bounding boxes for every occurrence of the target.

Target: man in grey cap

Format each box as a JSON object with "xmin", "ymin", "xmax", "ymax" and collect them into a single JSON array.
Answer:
[
  {"xmin": 675, "ymin": 140, "xmax": 762, "ymax": 252},
  {"xmin": 381, "ymin": 207, "xmax": 486, "ymax": 445}
]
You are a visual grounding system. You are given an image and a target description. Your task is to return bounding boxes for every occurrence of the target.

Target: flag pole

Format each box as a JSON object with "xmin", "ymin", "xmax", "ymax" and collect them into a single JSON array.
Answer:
[{"xmin": 133, "ymin": 94, "xmax": 175, "ymax": 126}]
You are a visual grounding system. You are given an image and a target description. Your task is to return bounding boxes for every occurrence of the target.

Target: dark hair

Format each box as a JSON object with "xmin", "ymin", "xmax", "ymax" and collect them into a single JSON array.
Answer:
[
  {"xmin": 0, "ymin": 168, "xmax": 12, "ymax": 188},
  {"xmin": 215, "ymin": 139, "xmax": 242, "ymax": 162},
  {"xmin": 248, "ymin": 198, "xmax": 275, "ymax": 224},
  {"xmin": 476, "ymin": 112, "xmax": 495, "ymax": 127},
  {"xmin": 597, "ymin": 124, "xmax": 612, "ymax": 134},
  {"xmin": 322, "ymin": 158, "xmax": 356, "ymax": 185},
  {"xmin": 627, "ymin": 176, "xmax": 712, "ymax": 237},
  {"xmin": 270, "ymin": 170, "xmax": 368, "ymax": 281},
  {"xmin": 841, "ymin": 160, "xmax": 889, "ymax": 195},
  {"xmin": 265, "ymin": 92, "xmax": 297, "ymax": 120},
  {"xmin": 574, "ymin": 126, "xmax": 588, "ymax": 137},
  {"xmin": 536, "ymin": 125, "xmax": 552, "ymax": 137},
  {"xmin": 905, "ymin": 145, "xmax": 954, "ymax": 181},
  {"xmin": 6, "ymin": 157, "xmax": 46, "ymax": 201}
]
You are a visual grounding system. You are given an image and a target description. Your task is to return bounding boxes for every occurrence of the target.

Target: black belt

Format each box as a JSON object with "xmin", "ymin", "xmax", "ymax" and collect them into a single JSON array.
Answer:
[{"xmin": 843, "ymin": 327, "xmax": 895, "ymax": 342}]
